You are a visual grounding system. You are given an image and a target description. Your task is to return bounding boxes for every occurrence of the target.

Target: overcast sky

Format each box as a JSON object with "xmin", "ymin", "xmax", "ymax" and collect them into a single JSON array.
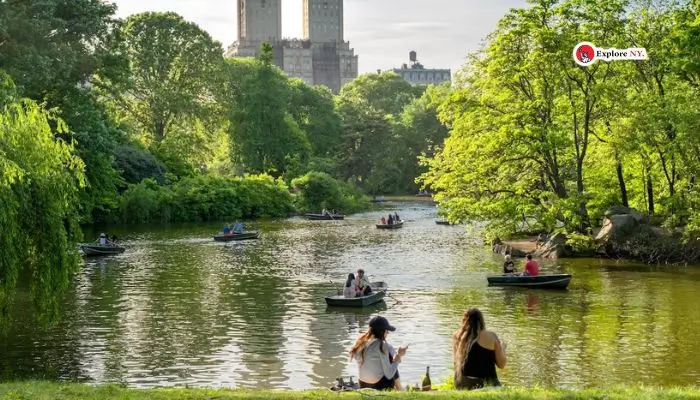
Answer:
[{"xmin": 111, "ymin": 0, "xmax": 528, "ymax": 74}]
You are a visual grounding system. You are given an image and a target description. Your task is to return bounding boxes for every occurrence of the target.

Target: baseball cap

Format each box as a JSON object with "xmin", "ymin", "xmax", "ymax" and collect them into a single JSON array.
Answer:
[{"xmin": 369, "ymin": 315, "xmax": 396, "ymax": 332}]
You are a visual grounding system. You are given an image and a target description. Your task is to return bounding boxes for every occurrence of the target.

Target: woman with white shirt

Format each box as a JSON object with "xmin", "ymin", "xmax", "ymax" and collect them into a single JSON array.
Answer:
[
  {"xmin": 349, "ymin": 315, "xmax": 408, "ymax": 390},
  {"xmin": 343, "ymin": 273, "xmax": 356, "ymax": 298}
]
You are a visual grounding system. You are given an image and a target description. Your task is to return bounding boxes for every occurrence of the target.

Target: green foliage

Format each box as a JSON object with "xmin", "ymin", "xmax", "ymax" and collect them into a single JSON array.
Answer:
[
  {"xmin": 54, "ymin": 89, "xmax": 125, "ymax": 224},
  {"xmin": 420, "ymin": 0, "xmax": 700, "ymax": 246},
  {"xmin": 291, "ymin": 171, "xmax": 368, "ymax": 213},
  {"xmin": 97, "ymin": 11, "xmax": 224, "ymax": 145},
  {"xmin": 113, "ymin": 144, "xmax": 167, "ymax": 185},
  {"xmin": 0, "ymin": 0, "xmax": 121, "ymax": 101},
  {"xmin": 222, "ymin": 57, "xmax": 312, "ymax": 177},
  {"xmin": 119, "ymin": 174, "xmax": 294, "ymax": 224},
  {"xmin": 335, "ymin": 72, "xmax": 437, "ymax": 193},
  {"xmin": 0, "ymin": 100, "xmax": 86, "ymax": 323}
]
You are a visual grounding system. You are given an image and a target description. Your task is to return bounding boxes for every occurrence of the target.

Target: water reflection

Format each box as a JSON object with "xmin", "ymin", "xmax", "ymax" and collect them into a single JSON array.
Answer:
[{"xmin": 1, "ymin": 203, "xmax": 699, "ymax": 389}]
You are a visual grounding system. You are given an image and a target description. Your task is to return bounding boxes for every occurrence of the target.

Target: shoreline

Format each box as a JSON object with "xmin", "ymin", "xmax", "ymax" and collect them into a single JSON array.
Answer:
[{"xmin": 0, "ymin": 382, "xmax": 698, "ymax": 399}]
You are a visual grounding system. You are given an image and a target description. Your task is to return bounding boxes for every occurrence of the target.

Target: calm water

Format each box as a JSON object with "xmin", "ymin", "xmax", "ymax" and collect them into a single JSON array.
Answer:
[{"xmin": 1, "ymin": 202, "xmax": 700, "ymax": 389}]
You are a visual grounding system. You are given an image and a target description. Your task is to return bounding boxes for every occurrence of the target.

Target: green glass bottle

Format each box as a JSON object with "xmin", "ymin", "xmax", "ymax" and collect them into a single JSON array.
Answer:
[{"xmin": 422, "ymin": 366, "xmax": 432, "ymax": 391}]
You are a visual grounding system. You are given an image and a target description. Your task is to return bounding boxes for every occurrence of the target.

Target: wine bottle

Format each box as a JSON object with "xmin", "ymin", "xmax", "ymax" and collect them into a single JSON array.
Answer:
[{"xmin": 422, "ymin": 365, "xmax": 432, "ymax": 391}]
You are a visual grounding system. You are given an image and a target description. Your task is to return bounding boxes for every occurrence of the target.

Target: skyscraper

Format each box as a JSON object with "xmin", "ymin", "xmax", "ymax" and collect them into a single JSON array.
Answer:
[
  {"xmin": 303, "ymin": 0, "xmax": 344, "ymax": 43},
  {"xmin": 226, "ymin": 0, "xmax": 358, "ymax": 93},
  {"xmin": 237, "ymin": 0, "xmax": 282, "ymax": 42}
]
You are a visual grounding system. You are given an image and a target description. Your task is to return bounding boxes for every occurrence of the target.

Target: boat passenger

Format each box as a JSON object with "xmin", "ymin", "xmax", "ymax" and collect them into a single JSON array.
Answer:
[
  {"xmin": 387, "ymin": 215, "xmax": 394, "ymax": 225},
  {"xmin": 453, "ymin": 308, "xmax": 506, "ymax": 390},
  {"xmin": 356, "ymin": 269, "xmax": 372, "ymax": 296},
  {"xmin": 349, "ymin": 316, "xmax": 408, "ymax": 391},
  {"xmin": 503, "ymin": 255, "xmax": 516, "ymax": 274},
  {"xmin": 110, "ymin": 234, "xmax": 118, "ymax": 245},
  {"xmin": 98, "ymin": 233, "xmax": 108, "ymax": 245},
  {"xmin": 523, "ymin": 254, "xmax": 539, "ymax": 276},
  {"xmin": 322, "ymin": 208, "xmax": 329, "ymax": 216},
  {"xmin": 394, "ymin": 212, "xmax": 400, "ymax": 222},
  {"xmin": 233, "ymin": 221, "xmax": 244, "ymax": 234},
  {"xmin": 223, "ymin": 224, "xmax": 231, "ymax": 235},
  {"xmin": 344, "ymin": 273, "xmax": 357, "ymax": 298},
  {"xmin": 380, "ymin": 217, "xmax": 387, "ymax": 225}
]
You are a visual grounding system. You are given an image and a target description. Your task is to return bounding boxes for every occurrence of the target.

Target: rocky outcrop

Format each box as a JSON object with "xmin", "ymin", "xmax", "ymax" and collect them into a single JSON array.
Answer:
[
  {"xmin": 534, "ymin": 232, "xmax": 572, "ymax": 259},
  {"xmin": 491, "ymin": 238, "xmax": 528, "ymax": 257},
  {"xmin": 595, "ymin": 206, "xmax": 657, "ymax": 255}
]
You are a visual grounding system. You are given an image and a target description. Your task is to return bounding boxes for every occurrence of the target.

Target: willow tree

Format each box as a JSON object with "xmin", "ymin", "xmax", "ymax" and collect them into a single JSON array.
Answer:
[{"xmin": 0, "ymin": 95, "xmax": 86, "ymax": 322}]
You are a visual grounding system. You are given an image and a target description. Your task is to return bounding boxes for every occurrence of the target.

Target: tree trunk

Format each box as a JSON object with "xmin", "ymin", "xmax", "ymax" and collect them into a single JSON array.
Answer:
[
  {"xmin": 645, "ymin": 164, "xmax": 655, "ymax": 214},
  {"xmin": 616, "ymin": 159, "xmax": 629, "ymax": 207}
]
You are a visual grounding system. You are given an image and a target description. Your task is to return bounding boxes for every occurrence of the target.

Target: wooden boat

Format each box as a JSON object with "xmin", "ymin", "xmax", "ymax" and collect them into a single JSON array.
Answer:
[
  {"xmin": 376, "ymin": 221, "xmax": 403, "ymax": 229},
  {"xmin": 306, "ymin": 213, "xmax": 345, "ymax": 220},
  {"xmin": 487, "ymin": 274, "xmax": 572, "ymax": 289},
  {"xmin": 80, "ymin": 244, "xmax": 125, "ymax": 256},
  {"xmin": 325, "ymin": 282, "xmax": 388, "ymax": 307},
  {"xmin": 213, "ymin": 231, "xmax": 260, "ymax": 242}
]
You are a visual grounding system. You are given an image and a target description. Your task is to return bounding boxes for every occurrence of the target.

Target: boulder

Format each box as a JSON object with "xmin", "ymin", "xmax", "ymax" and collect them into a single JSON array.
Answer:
[
  {"xmin": 534, "ymin": 232, "xmax": 571, "ymax": 259},
  {"xmin": 492, "ymin": 242, "xmax": 528, "ymax": 258},
  {"xmin": 604, "ymin": 206, "xmax": 649, "ymax": 224},
  {"xmin": 596, "ymin": 206, "xmax": 658, "ymax": 255}
]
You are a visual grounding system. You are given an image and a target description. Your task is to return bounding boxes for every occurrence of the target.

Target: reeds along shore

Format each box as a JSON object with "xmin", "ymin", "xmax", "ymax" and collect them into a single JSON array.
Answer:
[{"xmin": 0, "ymin": 382, "xmax": 698, "ymax": 400}]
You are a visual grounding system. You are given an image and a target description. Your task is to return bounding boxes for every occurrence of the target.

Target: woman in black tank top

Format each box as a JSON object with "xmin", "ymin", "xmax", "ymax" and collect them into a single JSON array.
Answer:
[{"xmin": 452, "ymin": 308, "xmax": 507, "ymax": 390}]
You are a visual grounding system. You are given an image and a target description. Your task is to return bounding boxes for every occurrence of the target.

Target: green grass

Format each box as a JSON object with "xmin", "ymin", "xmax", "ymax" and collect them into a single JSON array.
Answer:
[{"xmin": 1, "ymin": 382, "xmax": 699, "ymax": 400}]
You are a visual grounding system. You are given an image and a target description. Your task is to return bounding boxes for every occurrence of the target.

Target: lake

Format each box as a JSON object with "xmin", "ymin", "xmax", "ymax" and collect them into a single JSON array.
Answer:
[{"xmin": 1, "ymin": 201, "xmax": 699, "ymax": 389}]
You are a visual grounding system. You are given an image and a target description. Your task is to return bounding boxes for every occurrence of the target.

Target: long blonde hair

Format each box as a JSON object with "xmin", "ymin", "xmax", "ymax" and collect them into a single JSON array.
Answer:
[{"xmin": 452, "ymin": 308, "xmax": 485, "ymax": 384}]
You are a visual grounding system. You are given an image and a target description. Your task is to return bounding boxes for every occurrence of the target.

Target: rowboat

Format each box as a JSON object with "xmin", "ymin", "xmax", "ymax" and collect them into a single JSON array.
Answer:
[
  {"xmin": 325, "ymin": 282, "xmax": 388, "ymax": 307},
  {"xmin": 306, "ymin": 213, "xmax": 345, "ymax": 220},
  {"xmin": 376, "ymin": 221, "xmax": 403, "ymax": 229},
  {"xmin": 486, "ymin": 274, "xmax": 572, "ymax": 289},
  {"xmin": 213, "ymin": 231, "xmax": 260, "ymax": 242},
  {"xmin": 80, "ymin": 244, "xmax": 126, "ymax": 256},
  {"xmin": 435, "ymin": 220, "xmax": 452, "ymax": 225}
]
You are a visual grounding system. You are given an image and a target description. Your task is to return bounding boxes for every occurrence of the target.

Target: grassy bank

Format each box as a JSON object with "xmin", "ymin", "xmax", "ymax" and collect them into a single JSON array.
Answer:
[{"xmin": 1, "ymin": 382, "xmax": 699, "ymax": 400}]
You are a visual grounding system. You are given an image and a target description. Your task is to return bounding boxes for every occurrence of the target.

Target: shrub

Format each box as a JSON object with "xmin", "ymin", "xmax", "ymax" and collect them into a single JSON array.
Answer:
[
  {"xmin": 291, "ymin": 171, "xmax": 368, "ymax": 213},
  {"xmin": 118, "ymin": 174, "xmax": 294, "ymax": 224}
]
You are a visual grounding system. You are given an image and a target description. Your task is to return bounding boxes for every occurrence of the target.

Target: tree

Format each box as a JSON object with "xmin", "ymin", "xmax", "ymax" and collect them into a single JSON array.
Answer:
[
  {"xmin": 0, "ymin": 0, "xmax": 120, "ymax": 101},
  {"xmin": 97, "ymin": 12, "xmax": 225, "ymax": 145},
  {"xmin": 335, "ymin": 71, "xmax": 424, "ymax": 193},
  {"xmin": 288, "ymin": 80, "xmax": 342, "ymax": 157},
  {"xmin": 0, "ymin": 96, "xmax": 86, "ymax": 322},
  {"xmin": 222, "ymin": 46, "xmax": 311, "ymax": 176}
]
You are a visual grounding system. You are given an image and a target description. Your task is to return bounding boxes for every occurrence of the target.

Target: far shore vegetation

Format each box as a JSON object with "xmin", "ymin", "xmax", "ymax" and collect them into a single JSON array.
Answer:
[{"xmin": 0, "ymin": 382, "xmax": 699, "ymax": 400}]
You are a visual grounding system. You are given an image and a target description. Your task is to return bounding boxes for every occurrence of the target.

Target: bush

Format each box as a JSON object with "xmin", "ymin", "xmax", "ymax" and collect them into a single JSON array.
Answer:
[
  {"xmin": 291, "ymin": 171, "xmax": 369, "ymax": 213},
  {"xmin": 118, "ymin": 174, "xmax": 294, "ymax": 224}
]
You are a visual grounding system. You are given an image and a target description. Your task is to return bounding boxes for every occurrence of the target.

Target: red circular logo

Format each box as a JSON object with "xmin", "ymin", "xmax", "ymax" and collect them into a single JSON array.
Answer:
[{"xmin": 574, "ymin": 44, "xmax": 595, "ymax": 65}]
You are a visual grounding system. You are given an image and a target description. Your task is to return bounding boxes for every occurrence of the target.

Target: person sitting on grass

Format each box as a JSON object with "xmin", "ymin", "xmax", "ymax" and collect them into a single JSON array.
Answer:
[
  {"xmin": 453, "ymin": 308, "xmax": 506, "ymax": 390},
  {"xmin": 350, "ymin": 316, "xmax": 408, "ymax": 391}
]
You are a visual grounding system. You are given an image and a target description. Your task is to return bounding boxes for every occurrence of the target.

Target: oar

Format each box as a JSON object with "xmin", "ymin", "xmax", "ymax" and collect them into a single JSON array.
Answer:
[{"xmin": 330, "ymin": 280, "xmax": 342, "ymax": 295}]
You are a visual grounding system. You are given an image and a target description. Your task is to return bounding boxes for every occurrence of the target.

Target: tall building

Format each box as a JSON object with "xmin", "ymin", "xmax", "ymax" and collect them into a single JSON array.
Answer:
[
  {"xmin": 238, "ymin": 0, "xmax": 282, "ymax": 42},
  {"xmin": 226, "ymin": 0, "xmax": 358, "ymax": 93},
  {"xmin": 392, "ymin": 51, "xmax": 451, "ymax": 86},
  {"xmin": 303, "ymin": 0, "xmax": 343, "ymax": 43}
]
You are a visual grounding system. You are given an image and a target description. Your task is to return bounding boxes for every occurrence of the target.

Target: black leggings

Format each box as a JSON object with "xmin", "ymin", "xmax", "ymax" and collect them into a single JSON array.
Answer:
[{"xmin": 359, "ymin": 375, "xmax": 396, "ymax": 390}]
